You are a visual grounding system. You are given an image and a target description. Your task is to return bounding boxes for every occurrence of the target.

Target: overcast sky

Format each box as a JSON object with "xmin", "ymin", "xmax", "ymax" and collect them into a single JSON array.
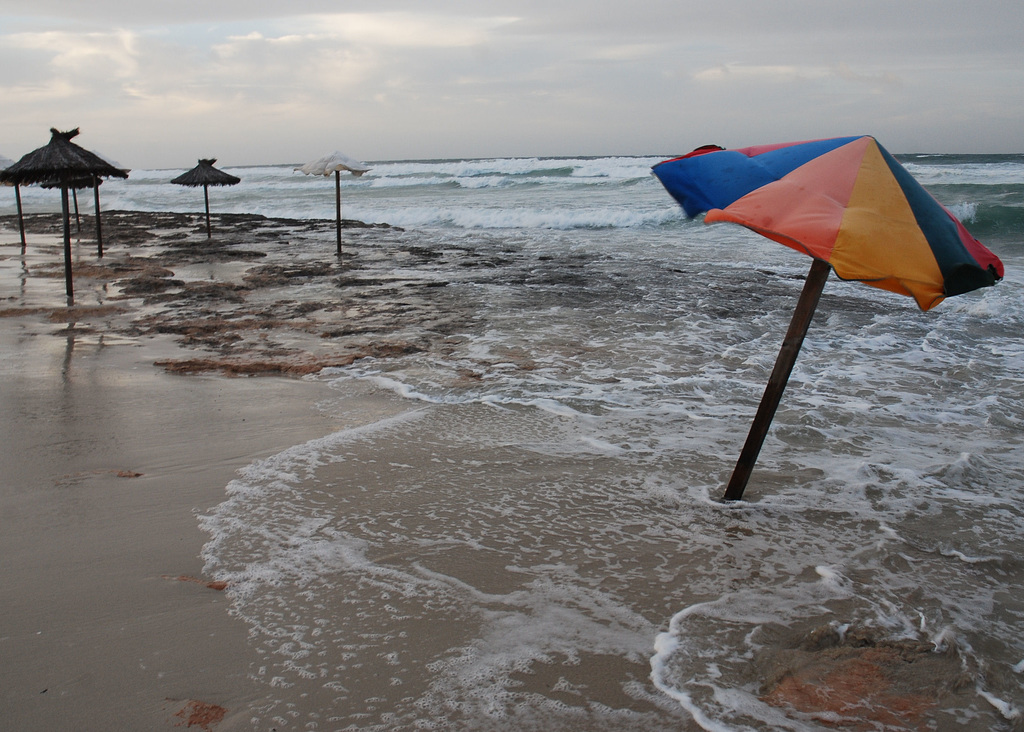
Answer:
[{"xmin": 2, "ymin": 0, "xmax": 1022, "ymax": 168}]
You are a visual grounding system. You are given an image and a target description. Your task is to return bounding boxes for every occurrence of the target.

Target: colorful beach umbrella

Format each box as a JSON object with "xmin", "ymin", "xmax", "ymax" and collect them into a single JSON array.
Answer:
[
  {"xmin": 296, "ymin": 151, "xmax": 371, "ymax": 256},
  {"xmin": 171, "ymin": 159, "xmax": 241, "ymax": 239},
  {"xmin": 652, "ymin": 135, "xmax": 1004, "ymax": 500}
]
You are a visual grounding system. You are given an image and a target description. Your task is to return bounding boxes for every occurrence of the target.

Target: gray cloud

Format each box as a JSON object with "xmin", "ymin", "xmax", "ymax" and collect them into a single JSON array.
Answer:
[{"xmin": 2, "ymin": 1, "xmax": 1021, "ymax": 166}]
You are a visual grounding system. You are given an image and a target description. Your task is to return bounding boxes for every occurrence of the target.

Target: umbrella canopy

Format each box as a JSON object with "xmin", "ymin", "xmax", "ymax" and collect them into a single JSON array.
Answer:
[
  {"xmin": 41, "ymin": 175, "xmax": 102, "ymax": 190},
  {"xmin": 0, "ymin": 128, "xmax": 129, "ymax": 300},
  {"xmin": 0, "ymin": 155, "xmax": 25, "ymax": 247},
  {"xmin": 653, "ymin": 135, "xmax": 1003, "ymax": 311},
  {"xmin": 171, "ymin": 159, "xmax": 241, "ymax": 238},
  {"xmin": 652, "ymin": 136, "xmax": 1004, "ymax": 500},
  {"xmin": 41, "ymin": 175, "xmax": 103, "ymax": 236},
  {"xmin": 296, "ymin": 151, "xmax": 371, "ymax": 178},
  {"xmin": 171, "ymin": 158, "xmax": 241, "ymax": 187},
  {"xmin": 1, "ymin": 128, "xmax": 128, "ymax": 187},
  {"xmin": 296, "ymin": 151, "xmax": 371, "ymax": 255}
]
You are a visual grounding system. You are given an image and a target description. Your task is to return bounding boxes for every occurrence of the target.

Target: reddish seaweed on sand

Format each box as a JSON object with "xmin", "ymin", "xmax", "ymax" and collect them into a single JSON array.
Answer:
[{"xmin": 167, "ymin": 698, "xmax": 228, "ymax": 731}]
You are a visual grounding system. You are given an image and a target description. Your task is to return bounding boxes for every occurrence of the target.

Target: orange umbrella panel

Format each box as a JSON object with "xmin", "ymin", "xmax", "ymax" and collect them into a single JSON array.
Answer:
[{"xmin": 653, "ymin": 136, "xmax": 1004, "ymax": 310}]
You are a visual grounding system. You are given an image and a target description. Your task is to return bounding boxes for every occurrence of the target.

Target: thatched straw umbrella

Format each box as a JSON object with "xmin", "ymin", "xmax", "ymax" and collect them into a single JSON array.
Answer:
[
  {"xmin": 1, "ymin": 154, "xmax": 27, "ymax": 249},
  {"xmin": 170, "ymin": 159, "xmax": 241, "ymax": 238},
  {"xmin": 42, "ymin": 150, "xmax": 128, "ymax": 254},
  {"xmin": 87, "ymin": 152, "xmax": 129, "ymax": 253},
  {"xmin": 0, "ymin": 128, "xmax": 129, "ymax": 301},
  {"xmin": 295, "ymin": 151, "xmax": 370, "ymax": 255},
  {"xmin": 41, "ymin": 175, "xmax": 98, "ymax": 234}
]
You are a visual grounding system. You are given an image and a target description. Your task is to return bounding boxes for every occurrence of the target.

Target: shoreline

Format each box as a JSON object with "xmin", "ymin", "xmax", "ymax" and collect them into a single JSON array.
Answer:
[
  {"xmin": 0, "ymin": 210, "xmax": 446, "ymax": 378},
  {"xmin": 0, "ymin": 214, "xmax": 391, "ymax": 729},
  {"xmin": 4, "ymin": 208, "xmax": 1018, "ymax": 730}
]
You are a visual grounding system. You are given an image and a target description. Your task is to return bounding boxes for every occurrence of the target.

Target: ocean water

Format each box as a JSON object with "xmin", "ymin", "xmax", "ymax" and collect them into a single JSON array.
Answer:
[{"xmin": 10, "ymin": 153, "xmax": 1024, "ymax": 729}]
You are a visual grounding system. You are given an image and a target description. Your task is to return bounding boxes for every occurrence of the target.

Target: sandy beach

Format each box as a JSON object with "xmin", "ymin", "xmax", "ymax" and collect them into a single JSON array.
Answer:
[
  {"xmin": 0, "ymin": 212, "xmax": 426, "ymax": 730},
  {"xmin": 3, "ymin": 195, "xmax": 1021, "ymax": 731}
]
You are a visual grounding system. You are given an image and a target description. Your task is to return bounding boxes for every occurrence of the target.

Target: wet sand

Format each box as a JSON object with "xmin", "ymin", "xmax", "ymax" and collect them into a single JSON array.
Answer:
[
  {"xmin": 1, "ymin": 212, "xmax": 1002, "ymax": 730},
  {"xmin": 0, "ymin": 211, "xmax": 435, "ymax": 730}
]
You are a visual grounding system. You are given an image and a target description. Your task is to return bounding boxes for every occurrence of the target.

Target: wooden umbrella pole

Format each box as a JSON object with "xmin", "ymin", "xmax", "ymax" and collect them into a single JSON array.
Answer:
[
  {"xmin": 204, "ymin": 184, "xmax": 212, "ymax": 238},
  {"xmin": 60, "ymin": 186, "xmax": 74, "ymax": 301},
  {"xmin": 335, "ymin": 170, "xmax": 342, "ymax": 256},
  {"xmin": 723, "ymin": 258, "xmax": 831, "ymax": 501},
  {"xmin": 72, "ymin": 188, "xmax": 81, "ymax": 233},
  {"xmin": 93, "ymin": 176, "xmax": 103, "ymax": 257},
  {"xmin": 14, "ymin": 184, "xmax": 26, "ymax": 250}
]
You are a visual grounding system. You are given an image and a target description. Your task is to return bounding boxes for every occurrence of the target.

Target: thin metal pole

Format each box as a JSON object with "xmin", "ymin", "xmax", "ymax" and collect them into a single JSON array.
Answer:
[
  {"xmin": 61, "ymin": 185, "xmax": 74, "ymax": 302},
  {"xmin": 93, "ymin": 176, "xmax": 103, "ymax": 257},
  {"xmin": 335, "ymin": 170, "xmax": 342, "ymax": 256},
  {"xmin": 204, "ymin": 184, "xmax": 212, "ymax": 238},
  {"xmin": 72, "ymin": 188, "xmax": 81, "ymax": 233},
  {"xmin": 723, "ymin": 258, "xmax": 831, "ymax": 501}
]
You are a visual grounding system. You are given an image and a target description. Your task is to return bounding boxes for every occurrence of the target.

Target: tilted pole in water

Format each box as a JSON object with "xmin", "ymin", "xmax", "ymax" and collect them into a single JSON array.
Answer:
[
  {"xmin": 723, "ymin": 258, "xmax": 831, "ymax": 501},
  {"xmin": 14, "ymin": 184, "xmax": 26, "ymax": 250}
]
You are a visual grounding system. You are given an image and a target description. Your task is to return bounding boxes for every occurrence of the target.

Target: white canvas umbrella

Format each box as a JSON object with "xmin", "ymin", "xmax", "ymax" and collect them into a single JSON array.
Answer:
[{"xmin": 295, "ymin": 151, "xmax": 370, "ymax": 255}]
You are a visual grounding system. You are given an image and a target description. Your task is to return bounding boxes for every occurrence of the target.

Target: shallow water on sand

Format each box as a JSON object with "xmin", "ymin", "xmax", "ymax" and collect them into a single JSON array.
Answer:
[
  {"xmin": 15, "ymin": 154, "xmax": 1017, "ymax": 728},
  {"xmin": 199, "ymin": 204, "xmax": 1024, "ymax": 728}
]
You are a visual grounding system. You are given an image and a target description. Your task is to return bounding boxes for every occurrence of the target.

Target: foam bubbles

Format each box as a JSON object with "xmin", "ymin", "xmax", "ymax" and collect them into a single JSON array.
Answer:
[{"xmin": 192, "ymin": 153, "xmax": 1024, "ymax": 730}]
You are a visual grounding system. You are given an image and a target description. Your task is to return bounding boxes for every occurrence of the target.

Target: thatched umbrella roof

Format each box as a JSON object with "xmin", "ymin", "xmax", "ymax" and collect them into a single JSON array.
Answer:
[
  {"xmin": 171, "ymin": 159, "xmax": 241, "ymax": 238},
  {"xmin": 170, "ymin": 158, "xmax": 241, "ymax": 187},
  {"xmin": 0, "ymin": 128, "xmax": 129, "ymax": 301},
  {"xmin": 0, "ymin": 155, "xmax": 13, "ymax": 192},
  {"xmin": 40, "ymin": 176, "xmax": 103, "ymax": 235},
  {"xmin": 0, "ymin": 154, "xmax": 25, "ymax": 247},
  {"xmin": 40, "ymin": 175, "xmax": 102, "ymax": 190},
  {"xmin": 0, "ymin": 128, "xmax": 128, "ymax": 186}
]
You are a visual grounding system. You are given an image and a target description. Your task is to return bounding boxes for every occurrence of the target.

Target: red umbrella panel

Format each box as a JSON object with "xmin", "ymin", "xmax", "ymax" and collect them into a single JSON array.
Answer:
[
  {"xmin": 652, "ymin": 136, "xmax": 1004, "ymax": 499},
  {"xmin": 654, "ymin": 135, "xmax": 1002, "ymax": 310}
]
